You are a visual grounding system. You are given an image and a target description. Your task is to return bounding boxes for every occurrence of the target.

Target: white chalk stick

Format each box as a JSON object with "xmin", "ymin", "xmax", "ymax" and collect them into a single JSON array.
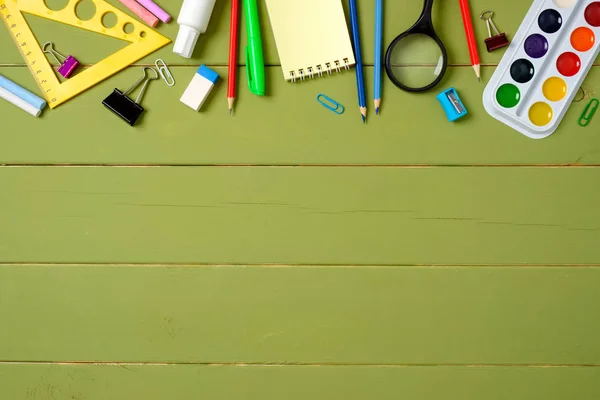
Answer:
[{"xmin": 0, "ymin": 86, "xmax": 42, "ymax": 117}]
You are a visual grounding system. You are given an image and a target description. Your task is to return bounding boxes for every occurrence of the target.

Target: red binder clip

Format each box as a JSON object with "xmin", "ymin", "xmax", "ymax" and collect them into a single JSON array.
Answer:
[
  {"xmin": 42, "ymin": 42, "xmax": 80, "ymax": 78},
  {"xmin": 481, "ymin": 11, "xmax": 510, "ymax": 52}
]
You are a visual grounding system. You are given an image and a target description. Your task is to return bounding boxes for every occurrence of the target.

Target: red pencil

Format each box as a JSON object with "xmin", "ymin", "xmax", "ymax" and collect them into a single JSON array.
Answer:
[
  {"xmin": 458, "ymin": 0, "xmax": 481, "ymax": 81},
  {"xmin": 228, "ymin": 0, "xmax": 240, "ymax": 114}
]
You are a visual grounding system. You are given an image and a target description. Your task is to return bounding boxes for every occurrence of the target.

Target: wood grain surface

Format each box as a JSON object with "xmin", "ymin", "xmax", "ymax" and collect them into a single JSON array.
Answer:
[
  {"xmin": 1, "ymin": 0, "xmax": 599, "ymax": 398},
  {"xmin": 2, "ymin": 364, "xmax": 600, "ymax": 400},
  {"xmin": 2, "ymin": 166, "xmax": 600, "ymax": 265},
  {"xmin": 1, "ymin": 265, "xmax": 600, "ymax": 364}
]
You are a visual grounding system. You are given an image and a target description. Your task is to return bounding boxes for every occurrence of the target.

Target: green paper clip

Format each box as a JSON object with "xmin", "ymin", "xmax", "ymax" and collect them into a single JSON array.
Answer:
[
  {"xmin": 317, "ymin": 94, "xmax": 345, "ymax": 115},
  {"xmin": 579, "ymin": 98, "xmax": 599, "ymax": 127}
]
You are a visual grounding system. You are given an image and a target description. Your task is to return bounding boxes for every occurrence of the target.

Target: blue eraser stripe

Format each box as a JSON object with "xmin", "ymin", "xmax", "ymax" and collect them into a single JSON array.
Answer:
[
  {"xmin": 0, "ymin": 75, "xmax": 46, "ymax": 110},
  {"xmin": 197, "ymin": 65, "xmax": 220, "ymax": 84}
]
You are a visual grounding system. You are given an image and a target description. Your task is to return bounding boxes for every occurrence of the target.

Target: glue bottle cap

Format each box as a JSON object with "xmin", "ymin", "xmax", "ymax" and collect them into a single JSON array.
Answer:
[{"xmin": 173, "ymin": 25, "xmax": 200, "ymax": 59}]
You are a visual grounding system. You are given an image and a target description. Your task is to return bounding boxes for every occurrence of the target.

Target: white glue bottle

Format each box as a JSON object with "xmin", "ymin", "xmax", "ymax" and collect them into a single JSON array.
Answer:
[{"xmin": 173, "ymin": 0, "xmax": 218, "ymax": 58}]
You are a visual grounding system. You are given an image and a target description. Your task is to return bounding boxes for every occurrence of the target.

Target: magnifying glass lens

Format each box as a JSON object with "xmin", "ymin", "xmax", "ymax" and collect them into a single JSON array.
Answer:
[{"xmin": 387, "ymin": 34, "xmax": 445, "ymax": 90}]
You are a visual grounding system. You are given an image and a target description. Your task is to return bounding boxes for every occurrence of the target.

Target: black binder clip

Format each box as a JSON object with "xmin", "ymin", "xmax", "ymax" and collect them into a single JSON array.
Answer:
[{"xmin": 102, "ymin": 67, "xmax": 158, "ymax": 126}]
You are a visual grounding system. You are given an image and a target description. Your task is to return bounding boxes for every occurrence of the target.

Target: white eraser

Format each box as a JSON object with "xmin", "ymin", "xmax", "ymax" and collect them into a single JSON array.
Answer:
[
  {"xmin": 0, "ymin": 86, "xmax": 42, "ymax": 117},
  {"xmin": 180, "ymin": 65, "xmax": 219, "ymax": 111}
]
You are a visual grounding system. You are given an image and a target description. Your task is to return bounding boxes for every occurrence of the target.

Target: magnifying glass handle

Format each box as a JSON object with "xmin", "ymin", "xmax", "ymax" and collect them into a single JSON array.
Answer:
[
  {"xmin": 412, "ymin": 0, "xmax": 436, "ymax": 33},
  {"xmin": 421, "ymin": 0, "xmax": 435, "ymax": 17}
]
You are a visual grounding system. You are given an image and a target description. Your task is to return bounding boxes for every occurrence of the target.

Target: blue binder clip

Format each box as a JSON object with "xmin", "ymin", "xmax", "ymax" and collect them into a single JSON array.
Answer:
[{"xmin": 437, "ymin": 87, "xmax": 467, "ymax": 122}]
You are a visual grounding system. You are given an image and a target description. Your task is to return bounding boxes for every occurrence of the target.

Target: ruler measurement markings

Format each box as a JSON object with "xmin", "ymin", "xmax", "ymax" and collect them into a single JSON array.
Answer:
[
  {"xmin": 0, "ymin": 0, "xmax": 55, "ymax": 102},
  {"xmin": 0, "ymin": 0, "xmax": 170, "ymax": 107},
  {"xmin": 4, "ymin": 1, "xmax": 59, "ymax": 101}
]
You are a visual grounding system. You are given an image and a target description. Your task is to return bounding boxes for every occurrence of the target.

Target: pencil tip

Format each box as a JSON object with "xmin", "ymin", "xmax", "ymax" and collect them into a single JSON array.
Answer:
[
  {"xmin": 362, "ymin": 115, "xmax": 366, "ymax": 124},
  {"xmin": 229, "ymin": 108, "xmax": 233, "ymax": 115},
  {"xmin": 376, "ymin": 107, "xmax": 379, "ymax": 115}
]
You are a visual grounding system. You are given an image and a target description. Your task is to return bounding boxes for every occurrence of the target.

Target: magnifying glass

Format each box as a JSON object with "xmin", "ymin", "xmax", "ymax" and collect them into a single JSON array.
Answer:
[{"xmin": 385, "ymin": 0, "xmax": 448, "ymax": 92}]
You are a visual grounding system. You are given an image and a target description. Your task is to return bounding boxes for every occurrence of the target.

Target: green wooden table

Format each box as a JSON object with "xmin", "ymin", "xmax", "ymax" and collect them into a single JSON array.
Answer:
[{"xmin": 2, "ymin": 0, "xmax": 600, "ymax": 398}]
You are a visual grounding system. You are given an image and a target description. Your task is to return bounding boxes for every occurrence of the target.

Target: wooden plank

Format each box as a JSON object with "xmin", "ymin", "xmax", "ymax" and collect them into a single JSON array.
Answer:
[
  {"xmin": 1, "ymin": 265, "xmax": 600, "ymax": 363},
  {"xmin": 2, "ymin": 166, "xmax": 600, "ymax": 265},
  {"xmin": 0, "ymin": 0, "xmax": 532, "ymax": 66},
  {"xmin": 1, "ymin": 65, "xmax": 599, "ymax": 165},
  {"xmin": 1, "ymin": 364, "xmax": 600, "ymax": 399}
]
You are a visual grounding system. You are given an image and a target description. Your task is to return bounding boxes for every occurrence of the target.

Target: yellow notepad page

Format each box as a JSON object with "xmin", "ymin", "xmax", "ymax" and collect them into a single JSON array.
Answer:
[{"xmin": 265, "ymin": 0, "xmax": 356, "ymax": 82}]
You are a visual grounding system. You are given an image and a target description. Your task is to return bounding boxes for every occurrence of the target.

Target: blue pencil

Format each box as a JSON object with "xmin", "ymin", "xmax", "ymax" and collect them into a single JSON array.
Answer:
[
  {"xmin": 349, "ymin": 0, "xmax": 367, "ymax": 123},
  {"xmin": 374, "ymin": 0, "xmax": 383, "ymax": 115}
]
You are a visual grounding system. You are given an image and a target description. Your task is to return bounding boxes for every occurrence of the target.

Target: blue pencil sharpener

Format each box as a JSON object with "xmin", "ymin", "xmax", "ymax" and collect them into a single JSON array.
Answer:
[{"xmin": 437, "ymin": 87, "xmax": 468, "ymax": 122}]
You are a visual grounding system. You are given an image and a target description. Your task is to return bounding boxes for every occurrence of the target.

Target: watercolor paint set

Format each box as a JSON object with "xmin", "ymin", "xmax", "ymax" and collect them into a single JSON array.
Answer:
[{"xmin": 483, "ymin": 0, "xmax": 600, "ymax": 139}]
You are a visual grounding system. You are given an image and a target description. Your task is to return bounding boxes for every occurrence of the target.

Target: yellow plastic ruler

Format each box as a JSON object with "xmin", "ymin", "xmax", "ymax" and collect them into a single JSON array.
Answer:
[{"xmin": 0, "ymin": 0, "xmax": 171, "ymax": 108}]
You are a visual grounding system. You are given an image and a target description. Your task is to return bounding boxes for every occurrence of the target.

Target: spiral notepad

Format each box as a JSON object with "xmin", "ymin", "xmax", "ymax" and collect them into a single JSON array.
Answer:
[{"xmin": 265, "ymin": 0, "xmax": 356, "ymax": 82}]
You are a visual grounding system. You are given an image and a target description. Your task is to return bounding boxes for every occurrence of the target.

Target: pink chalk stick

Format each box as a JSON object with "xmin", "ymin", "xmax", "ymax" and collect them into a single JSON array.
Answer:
[
  {"xmin": 118, "ymin": 0, "xmax": 159, "ymax": 27},
  {"xmin": 135, "ymin": 0, "xmax": 171, "ymax": 23}
]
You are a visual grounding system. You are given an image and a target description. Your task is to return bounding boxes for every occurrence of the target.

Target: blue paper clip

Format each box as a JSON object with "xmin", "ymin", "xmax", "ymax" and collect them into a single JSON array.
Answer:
[{"xmin": 317, "ymin": 94, "xmax": 345, "ymax": 114}]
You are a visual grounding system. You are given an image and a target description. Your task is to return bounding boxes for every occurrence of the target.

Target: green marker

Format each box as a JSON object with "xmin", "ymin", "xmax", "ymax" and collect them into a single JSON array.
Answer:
[{"xmin": 244, "ymin": 0, "xmax": 265, "ymax": 96}]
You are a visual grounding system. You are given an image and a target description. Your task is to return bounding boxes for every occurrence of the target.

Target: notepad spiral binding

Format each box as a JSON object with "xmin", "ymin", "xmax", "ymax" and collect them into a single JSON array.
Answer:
[{"xmin": 289, "ymin": 58, "xmax": 352, "ymax": 82}]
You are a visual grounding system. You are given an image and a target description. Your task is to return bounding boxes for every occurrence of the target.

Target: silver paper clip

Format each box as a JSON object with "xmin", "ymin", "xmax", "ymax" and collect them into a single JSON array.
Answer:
[
  {"xmin": 317, "ymin": 94, "xmax": 345, "ymax": 115},
  {"xmin": 155, "ymin": 59, "xmax": 175, "ymax": 87}
]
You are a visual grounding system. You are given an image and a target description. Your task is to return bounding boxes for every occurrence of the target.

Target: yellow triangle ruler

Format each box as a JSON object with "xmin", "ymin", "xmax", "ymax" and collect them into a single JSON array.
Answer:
[{"xmin": 0, "ymin": 0, "xmax": 171, "ymax": 108}]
